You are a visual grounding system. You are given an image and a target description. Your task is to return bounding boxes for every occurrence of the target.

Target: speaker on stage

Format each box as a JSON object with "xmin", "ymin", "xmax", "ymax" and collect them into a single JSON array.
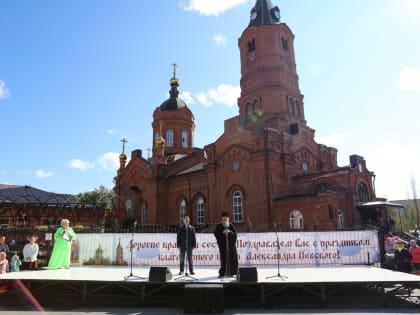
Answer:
[
  {"xmin": 238, "ymin": 267, "xmax": 258, "ymax": 282},
  {"xmin": 184, "ymin": 284, "xmax": 223, "ymax": 313},
  {"xmin": 148, "ymin": 266, "xmax": 173, "ymax": 282}
]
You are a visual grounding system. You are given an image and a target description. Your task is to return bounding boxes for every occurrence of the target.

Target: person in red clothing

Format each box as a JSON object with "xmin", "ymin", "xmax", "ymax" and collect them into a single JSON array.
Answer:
[{"xmin": 410, "ymin": 239, "xmax": 420, "ymax": 275}]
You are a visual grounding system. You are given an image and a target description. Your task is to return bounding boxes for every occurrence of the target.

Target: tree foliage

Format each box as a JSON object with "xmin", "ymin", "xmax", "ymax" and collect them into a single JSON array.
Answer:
[{"xmin": 76, "ymin": 185, "xmax": 115, "ymax": 210}]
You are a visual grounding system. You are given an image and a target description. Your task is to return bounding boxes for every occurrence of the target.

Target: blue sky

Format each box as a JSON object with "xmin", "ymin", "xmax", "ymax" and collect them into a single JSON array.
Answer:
[{"xmin": 1, "ymin": 0, "xmax": 419, "ymax": 200}]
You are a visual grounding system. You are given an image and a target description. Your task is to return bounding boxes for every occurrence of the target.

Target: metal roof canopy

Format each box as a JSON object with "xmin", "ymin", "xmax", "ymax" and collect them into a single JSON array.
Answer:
[{"xmin": 356, "ymin": 201, "xmax": 405, "ymax": 209}]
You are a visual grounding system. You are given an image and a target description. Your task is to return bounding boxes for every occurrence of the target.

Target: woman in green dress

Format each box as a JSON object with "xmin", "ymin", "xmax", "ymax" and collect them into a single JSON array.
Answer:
[{"xmin": 48, "ymin": 219, "xmax": 76, "ymax": 269}]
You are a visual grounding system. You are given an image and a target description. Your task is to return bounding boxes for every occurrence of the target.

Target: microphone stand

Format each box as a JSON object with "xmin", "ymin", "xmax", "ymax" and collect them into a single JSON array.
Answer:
[
  {"xmin": 124, "ymin": 221, "xmax": 146, "ymax": 281},
  {"xmin": 266, "ymin": 223, "xmax": 287, "ymax": 281},
  {"xmin": 175, "ymin": 224, "xmax": 197, "ymax": 281}
]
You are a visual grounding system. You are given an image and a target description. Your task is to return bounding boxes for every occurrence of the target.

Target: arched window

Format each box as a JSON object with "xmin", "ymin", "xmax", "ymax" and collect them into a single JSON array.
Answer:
[
  {"xmin": 155, "ymin": 132, "xmax": 160, "ymax": 141},
  {"xmin": 233, "ymin": 191, "xmax": 243, "ymax": 223},
  {"xmin": 182, "ymin": 131, "xmax": 188, "ymax": 148},
  {"xmin": 337, "ymin": 209, "xmax": 344, "ymax": 229},
  {"xmin": 246, "ymin": 103, "xmax": 253, "ymax": 117},
  {"xmin": 289, "ymin": 98, "xmax": 295, "ymax": 117},
  {"xmin": 180, "ymin": 199, "xmax": 187, "ymax": 223},
  {"xmin": 295, "ymin": 101, "xmax": 301, "ymax": 117},
  {"xmin": 290, "ymin": 210, "xmax": 304, "ymax": 229},
  {"xmin": 166, "ymin": 130, "xmax": 173, "ymax": 147},
  {"xmin": 357, "ymin": 182, "xmax": 369, "ymax": 203},
  {"xmin": 125, "ymin": 199, "xmax": 133, "ymax": 219},
  {"xmin": 197, "ymin": 197, "xmax": 205, "ymax": 225}
]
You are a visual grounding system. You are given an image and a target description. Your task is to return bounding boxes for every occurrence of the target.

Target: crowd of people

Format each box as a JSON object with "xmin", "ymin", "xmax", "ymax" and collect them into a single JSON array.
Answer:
[
  {"xmin": 0, "ymin": 218, "xmax": 76, "ymax": 274},
  {"xmin": 384, "ymin": 233, "xmax": 420, "ymax": 275}
]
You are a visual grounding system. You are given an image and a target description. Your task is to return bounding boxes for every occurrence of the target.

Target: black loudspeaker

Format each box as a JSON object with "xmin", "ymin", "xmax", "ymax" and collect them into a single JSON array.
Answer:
[
  {"xmin": 238, "ymin": 267, "xmax": 258, "ymax": 282},
  {"xmin": 148, "ymin": 266, "xmax": 173, "ymax": 282},
  {"xmin": 184, "ymin": 284, "xmax": 223, "ymax": 313}
]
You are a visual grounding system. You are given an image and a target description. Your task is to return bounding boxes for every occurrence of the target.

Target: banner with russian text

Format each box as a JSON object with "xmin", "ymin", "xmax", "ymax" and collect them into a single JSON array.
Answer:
[{"xmin": 71, "ymin": 230, "xmax": 379, "ymax": 267}]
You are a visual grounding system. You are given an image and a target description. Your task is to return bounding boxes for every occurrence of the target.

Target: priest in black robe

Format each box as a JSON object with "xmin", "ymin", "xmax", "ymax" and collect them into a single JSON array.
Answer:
[{"xmin": 214, "ymin": 211, "xmax": 238, "ymax": 277}]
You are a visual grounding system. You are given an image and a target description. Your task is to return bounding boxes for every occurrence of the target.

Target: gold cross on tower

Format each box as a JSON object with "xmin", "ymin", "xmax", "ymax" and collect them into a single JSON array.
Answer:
[
  {"xmin": 120, "ymin": 138, "xmax": 128, "ymax": 154},
  {"xmin": 172, "ymin": 63, "xmax": 177, "ymax": 78}
]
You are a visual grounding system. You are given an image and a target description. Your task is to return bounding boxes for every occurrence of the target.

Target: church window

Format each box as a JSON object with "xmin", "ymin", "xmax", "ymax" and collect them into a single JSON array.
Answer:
[
  {"xmin": 302, "ymin": 162, "xmax": 308, "ymax": 173},
  {"xmin": 180, "ymin": 199, "xmax": 187, "ymax": 223},
  {"xmin": 166, "ymin": 130, "xmax": 173, "ymax": 147},
  {"xmin": 246, "ymin": 103, "xmax": 253, "ymax": 117},
  {"xmin": 248, "ymin": 38, "xmax": 256, "ymax": 61},
  {"xmin": 197, "ymin": 197, "xmax": 205, "ymax": 225},
  {"xmin": 155, "ymin": 132, "xmax": 160, "ymax": 141},
  {"xmin": 357, "ymin": 182, "xmax": 369, "ymax": 203},
  {"xmin": 295, "ymin": 101, "xmax": 301, "ymax": 117},
  {"xmin": 290, "ymin": 210, "xmax": 304, "ymax": 229},
  {"xmin": 337, "ymin": 209, "xmax": 344, "ymax": 229},
  {"xmin": 125, "ymin": 199, "xmax": 133, "ymax": 219},
  {"xmin": 233, "ymin": 191, "xmax": 243, "ymax": 223},
  {"xmin": 232, "ymin": 160, "xmax": 240, "ymax": 171},
  {"xmin": 141, "ymin": 201, "xmax": 147, "ymax": 224},
  {"xmin": 281, "ymin": 37, "xmax": 289, "ymax": 51},
  {"xmin": 358, "ymin": 163, "xmax": 363, "ymax": 173},
  {"xmin": 182, "ymin": 131, "xmax": 188, "ymax": 148},
  {"xmin": 328, "ymin": 205, "xmax": 334, "ymax": 220},
  {"xmin": 289, "ymin": 98, "xmax": 295, "ymax": 116}
]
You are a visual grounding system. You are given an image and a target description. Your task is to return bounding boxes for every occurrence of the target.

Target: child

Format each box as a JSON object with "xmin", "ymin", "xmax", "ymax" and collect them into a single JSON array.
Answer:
[
  {"xmin": 23, "ymin": 235, "xmax": 39, "ymax": 270},
  {"xmin": 0, "ymin": 252, "xmax": 9, "ymax": 274},
  {"xmin": 10, "ymin": 251, "xmax": 22, "ymax": 272}
]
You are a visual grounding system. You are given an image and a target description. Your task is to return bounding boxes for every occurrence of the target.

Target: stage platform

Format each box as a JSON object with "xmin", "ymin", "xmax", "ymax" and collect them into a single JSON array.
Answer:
[{"xmin": 1, "ymin": 265, "xmax": 419, "ymax": 309}]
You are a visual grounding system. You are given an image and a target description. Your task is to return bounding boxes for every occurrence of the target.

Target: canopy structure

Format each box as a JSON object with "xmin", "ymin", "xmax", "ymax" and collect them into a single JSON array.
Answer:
[{"xmin": 0, "ymin": 184, "xmax": 100, "ymax": 228}]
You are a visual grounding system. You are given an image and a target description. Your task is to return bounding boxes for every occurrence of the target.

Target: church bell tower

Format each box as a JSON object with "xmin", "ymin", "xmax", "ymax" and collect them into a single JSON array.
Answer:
[{"xmin": 238, "ymin": 0, "xmax": 307, "ymax": 133}]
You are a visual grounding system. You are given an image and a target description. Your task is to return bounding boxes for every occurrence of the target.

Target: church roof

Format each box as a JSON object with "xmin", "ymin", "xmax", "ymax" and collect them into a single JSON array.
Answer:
[
  {"xmin": 248, "ymin": 0, "xmax": 281, "ymax": 27},
  {"xmin": 160, "ymin": 65, "xmax": 188, "ymax": 110},
  {"xmin": 176, "ymin": 163, "xmax": 205, "ymax": 175}
]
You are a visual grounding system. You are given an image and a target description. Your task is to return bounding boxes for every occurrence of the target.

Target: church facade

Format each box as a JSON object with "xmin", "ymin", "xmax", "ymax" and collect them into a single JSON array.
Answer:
[{"xmin": 115, "ymin": 0, "xmax": 376, "ymax": 232}]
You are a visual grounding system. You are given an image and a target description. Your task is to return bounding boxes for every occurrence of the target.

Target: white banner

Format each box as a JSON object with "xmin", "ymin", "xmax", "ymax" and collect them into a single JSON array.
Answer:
[{"xmin": 71, "ymin": 230, "xmax": 380, "ymax": 267}]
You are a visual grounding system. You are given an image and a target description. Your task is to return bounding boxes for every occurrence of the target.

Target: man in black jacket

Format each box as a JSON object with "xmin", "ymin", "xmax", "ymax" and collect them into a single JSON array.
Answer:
[
  {"xmin": 214, "ymin": 211, "xmax": 238, "ymax": 277},
  {"xmin": 177, "ymin": 216, "xmax": 197, "ymax": 275}
]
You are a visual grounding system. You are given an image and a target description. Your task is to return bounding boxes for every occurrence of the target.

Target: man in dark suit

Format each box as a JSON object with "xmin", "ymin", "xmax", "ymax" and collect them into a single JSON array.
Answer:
[
  {"xmin": 214, "ymin": 211, "xmax": 238, "ymax": 277},
  {"xmin": 177, "ymin": 216, "xmax": 197, "ymax": 275}
]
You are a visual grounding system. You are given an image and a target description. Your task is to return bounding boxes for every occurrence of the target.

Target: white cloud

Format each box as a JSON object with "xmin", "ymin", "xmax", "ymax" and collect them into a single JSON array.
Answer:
[
  {"xmin": 213, "ymin": 34, "xmax": 228, "ymax": 46},
  {"xmin": 196, "ymin": 84, "xmax": 240, "ymax": 107},
  {"xmin": 196, "ymin": 92, "xmax": 212, "ymax": 107},
  {"xmin": 35, "ymin": 169, "xmax": 56, "ymax": 179},
  {"xmin": 0, "ymin": 80, "xmax": 10, "ymax": 99},
  {"xmin": 107, "ymin": 129, "xmax": 117, "ymax": 134},
  {"xmin": 69, "ymin": 152, "xmax": 123, "ymax": 172},
  {"xmin": 366, "ymin": 142, "xmax": 420, "ymax": 200},
  {"xmin": 68, "ymin": 159, "xmax": 94, "ymax": 171},
  {"xmin": 97, "ymin": 152, "xmax": 120, "ymax": 171},
  {"xmin": 180, "ymin": 0, "xmax": 250, "ymax": 16},
  {"xmin": 180, "ymin": 91, "xmax": 194, "ymax": 104},
  {"xmin": 315, "ymin": 132, "xmax": 352, "ymax": 147},
  {"xmin": 397, "ymin": 67, "xmax": 420, "ymax": 92}
]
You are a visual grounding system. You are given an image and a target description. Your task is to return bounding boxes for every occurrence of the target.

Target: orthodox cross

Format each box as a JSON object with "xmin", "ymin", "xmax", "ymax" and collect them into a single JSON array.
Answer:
[
  {"xmin": 120, "ymin": 138, "xmax": 128, "ymax": 154},
  {"xmin": 172, "ymin": 63, "xmax": 177, "ymax": 78}
]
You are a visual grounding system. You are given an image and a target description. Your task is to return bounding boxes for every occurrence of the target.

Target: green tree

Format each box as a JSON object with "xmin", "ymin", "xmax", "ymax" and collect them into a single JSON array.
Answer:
[{"xmin": 76, "ymin": 185, "xmax": 115, "ymax": 210}]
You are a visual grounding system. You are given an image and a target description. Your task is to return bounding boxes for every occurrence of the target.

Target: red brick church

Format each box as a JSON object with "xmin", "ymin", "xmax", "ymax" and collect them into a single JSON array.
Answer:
[{"xmin": 115, "ymin": 0, "xmax": 377, "ymax": 231}]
